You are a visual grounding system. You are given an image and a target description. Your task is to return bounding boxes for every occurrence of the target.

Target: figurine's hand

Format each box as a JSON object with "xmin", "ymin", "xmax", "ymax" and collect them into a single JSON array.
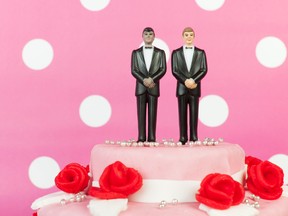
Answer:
[
  {"xmin": 148, "ymin": 77, "xmax": 155, "ymax": 88},
  {"xmin": 143, "ymin": 78, "xmax": 151, "ymax": 86},
  {"xmin": 143, "ymin": 77, "xmax": 155, "ymax": 88},
  {"xmin": 148, "ymin": 82, "xmax": 155, "ymax": 88},
  {"xmin": 190, "ymin": 83, "xmax": 197, "ymax": 89},
  {"xmin": 184, "ymin": 79, "xmax": 197, "ymax": 89}
]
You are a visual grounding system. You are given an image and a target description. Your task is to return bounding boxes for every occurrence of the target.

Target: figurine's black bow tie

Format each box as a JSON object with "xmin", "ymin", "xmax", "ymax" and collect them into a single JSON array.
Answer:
[
  {"xmin": 185, "ymin": 47, "xmax": 193, "ymax": 49},
  {"xmin": 145, "ymin": 46, "xmax": 153, "ymax": 49}
]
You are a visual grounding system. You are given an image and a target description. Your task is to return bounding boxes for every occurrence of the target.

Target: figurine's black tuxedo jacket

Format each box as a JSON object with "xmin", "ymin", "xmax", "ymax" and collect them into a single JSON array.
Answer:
[
  {"xmin": 172, "ymin": 46, "xmax": 207, "ymax": 97},
  {"xmin": 131, "ymin": 47, "xmax": 166, "ymax": 97}
]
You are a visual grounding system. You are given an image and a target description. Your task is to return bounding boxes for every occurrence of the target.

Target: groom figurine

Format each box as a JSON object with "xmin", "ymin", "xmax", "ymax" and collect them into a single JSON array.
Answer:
[
  {"xmin": 131, "ymin": 27, "xmax": 166, "ymax": 142},
  {"xmin": 172, "ymin": 27, "xmax": 208, "ymax": 144}
]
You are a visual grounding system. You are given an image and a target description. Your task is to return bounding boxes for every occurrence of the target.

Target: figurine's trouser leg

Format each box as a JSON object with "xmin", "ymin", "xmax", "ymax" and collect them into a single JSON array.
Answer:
[
  {"xmin": 147, "ymin": 95, "xmax": 158, "ymax": 142},
  {"xmin": 177, "ymin": 95, "xmax": 188, "ymax": 143},
  {"xmin": 137, "ymin": 94, "xmax": 147, "ymax": 141},
  {"xmin": 188, "ymin": 95, "xmax": 199, "ymax": 141}
]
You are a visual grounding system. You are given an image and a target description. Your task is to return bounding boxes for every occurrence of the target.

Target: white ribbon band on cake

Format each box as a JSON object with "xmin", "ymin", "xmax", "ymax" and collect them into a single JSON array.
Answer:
[{"xmin": 92, "ymin": 168, "xmax": 246, "ymax": 203}]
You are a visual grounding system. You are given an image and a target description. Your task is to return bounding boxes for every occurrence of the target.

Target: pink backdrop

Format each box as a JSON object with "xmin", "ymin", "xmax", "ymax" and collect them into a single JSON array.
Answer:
[{"xmin": 1, "ymin": 1, "xmax": 287, "ymax": 215}]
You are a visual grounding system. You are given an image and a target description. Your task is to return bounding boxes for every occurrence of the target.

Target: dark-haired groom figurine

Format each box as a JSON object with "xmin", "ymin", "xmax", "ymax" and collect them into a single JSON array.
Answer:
[
  {"xmin": 172, "ymin": 27, "xmax": 208, "ymax": 144},
  {"xmin": 131, "ymin": 27, "xmax": 166, "ymax": 142}
]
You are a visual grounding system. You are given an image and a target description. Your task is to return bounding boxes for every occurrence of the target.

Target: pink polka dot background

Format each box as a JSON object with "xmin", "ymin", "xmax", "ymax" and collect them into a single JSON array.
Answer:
[{"xmin": 0, "ymin": 1, "xmax": 287, "ymax": 215}]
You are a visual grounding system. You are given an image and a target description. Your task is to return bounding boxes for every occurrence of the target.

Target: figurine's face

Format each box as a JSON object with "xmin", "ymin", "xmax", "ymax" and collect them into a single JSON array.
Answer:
[
  {"xmin": 142, "ymin": 31, "xmax": 155, "ymax": 45},
  {"xmin": 183, "ymin": 31, "xmax": 195, "ymax": 46}
]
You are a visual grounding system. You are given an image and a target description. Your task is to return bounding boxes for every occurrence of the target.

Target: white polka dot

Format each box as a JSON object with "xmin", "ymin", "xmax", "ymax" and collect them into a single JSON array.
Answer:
[
  {"xmin": 269, "ymin": 154, "xmax": 288, "ymax": 185},
  {"xmin": 29, "ymin": 156, "xmax": 60, "ymax": 189},
  {"xmin": 22, "ymin": 39, "xmax": 54, "ymax": 70},
  {"xmin": 199, "ymin": 95, "xmax": 229, "ymax": 127},
  {"xmin": 195, "ymin": 0, "xmax": 225, "ymax": 11},
  {"xmin": 80, "ymin": 0, "xmax": 110, "ymax": 11},
  {"xmin": 79, "ymin": 95, "xmax": 112, "ymax": 127},
  {"xmin": 140, "ymin": 38, "xmax": 170, "ymax": 62},
  {"xmin": 256, "ymin": 36, "xmax": 287, "ymax": 68}
]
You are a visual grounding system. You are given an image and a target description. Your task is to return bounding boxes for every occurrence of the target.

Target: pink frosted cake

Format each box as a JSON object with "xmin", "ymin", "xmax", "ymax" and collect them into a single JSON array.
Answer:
[{"xmin": 32, "ymin": 141, "xmax": 288, "ymax": 216}]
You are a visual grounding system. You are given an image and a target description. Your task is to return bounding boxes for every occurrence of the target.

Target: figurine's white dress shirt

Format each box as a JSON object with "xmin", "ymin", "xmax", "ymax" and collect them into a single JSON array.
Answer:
[
  {"xmin": 183, "ymin": 46, "xmax": 194, "ymax": 71},
  {"xmin": 143, "ymin": 46, "xmax": 154, "ymax": 71}
]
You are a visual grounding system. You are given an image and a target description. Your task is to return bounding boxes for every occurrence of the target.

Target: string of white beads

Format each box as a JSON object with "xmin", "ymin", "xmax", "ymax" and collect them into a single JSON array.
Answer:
[
  {"xmin": 60, "ymin": 192, "xmax": 86, "ymax": 205},
  {"xmin": 159, "ymin": 199, "xmax": 178, "ymax": 208},
  {"xmin": 104, "ymin": 138, "xmax": 224, "ymax": 147},
  {"xmin": 242, "ymin": 194, "xmax": 260, "ymax": 208}
]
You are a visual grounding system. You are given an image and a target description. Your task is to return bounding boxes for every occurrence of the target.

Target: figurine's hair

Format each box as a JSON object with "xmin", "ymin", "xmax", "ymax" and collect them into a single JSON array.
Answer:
[
  {"xmin": 142, "ymin": 27, "xmax": 155, "ymax": 35},
  {"xmin": 182, "ymin": 27, "xmax": 195, "ymax": 36}
]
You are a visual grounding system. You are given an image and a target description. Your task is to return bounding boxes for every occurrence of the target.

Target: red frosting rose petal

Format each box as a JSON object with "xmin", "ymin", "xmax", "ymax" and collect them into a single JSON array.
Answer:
[
  {"xmin": 196, "ymin": 193, "xmax": 232, "ymax": 210},
  {"xmin": 88, "ymin": 187, "xmax": 127, "ymax": 199},
  {"xmin": 246, "ymin": 160, "xmax": 284, "ymax": 200},
  {"xmin": 260, "ymin": 162, "xmax": 283, "ymax": 188},
  {"xmin": 55, "ymin": 163, "xmax": 90, "ymax": 194},
  {"xmin": 200, "ymin": 175, "xmax": 234, "ymax": 204},
  {"xmin": 108, "ymin": 161, "xmax": 128, "ymax": 185},
  {"xmin": 110, "ymin": 168, "xmax": 142, "ymax": 195},
  {"xmin": 245, "ymin": 156, "xmax": 262, "ymax": 167},
  {"xmin": 91, "ymin": 161, "xmax": 143, "ymax": 199},
  {"xmin": 210, "ymin": 174, "xmax": 236, "ymax": 195},
  {"xmin": 231, "ymin": 181, "xmax": 245, "ymax": 205},
  {"xmin": 196, "ymin": 173, "xmax": 245, "ymax": 210}
]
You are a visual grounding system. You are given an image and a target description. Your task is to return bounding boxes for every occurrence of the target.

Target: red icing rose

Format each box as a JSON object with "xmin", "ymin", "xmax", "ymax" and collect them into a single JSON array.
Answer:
[
  {"xmin": 246, "ymin": 160, "xmax": 284, "ymax": 200},
  {"xmin": 55, "ymin": 163, "xmax": 90, "ymax": 193},
  {"xmin": 88, "ymin": 161, "xmax": 142, "ymax": 199},
  {"xmin": 196, "ymin": 173, "xmax": 245, "ymax": 210},
  {"xmin": 245, "ymin": 156, "xmax": 262, "ymax": 168}
]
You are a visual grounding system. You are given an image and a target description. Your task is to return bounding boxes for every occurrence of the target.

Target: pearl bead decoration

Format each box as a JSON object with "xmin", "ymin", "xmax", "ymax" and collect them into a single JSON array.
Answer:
[
  {"xmin": 242, "ymin": 194, "xmax": 261, "ymax": 209},
  {"xmin": 159, "ymin": 200, "xmax": 167, "ymax": 208},
  {"xmin": 171, "ymin": 198, "xmax": 178, "ymax": 205},
  {"xmin": 59, "ymin": 192, "xmax": 86, "ymax": 205},
  {"xmin": 159, "ymin": 199, "xmax": 179, "ymax": 208},
  {"xmin": 104, "ymin": 137, "xmax": 224, "ymax": 147}
]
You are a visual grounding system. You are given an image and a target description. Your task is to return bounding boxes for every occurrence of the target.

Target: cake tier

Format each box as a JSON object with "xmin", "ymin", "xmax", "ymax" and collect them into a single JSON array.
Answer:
[
  {"xmin": 91, "ymin": 142, "xmax": 245, "ymax": 181},
  {"xmin": 37, "ymin": 195, "xmax": 288, "ymax": 216},
  {"xmin": 90, "ymin": 142, "xmax": 246, "ymax": 203},
  {"xmin": 35, "ymin": 142, "xmax": 288, "ymax": 216}
]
